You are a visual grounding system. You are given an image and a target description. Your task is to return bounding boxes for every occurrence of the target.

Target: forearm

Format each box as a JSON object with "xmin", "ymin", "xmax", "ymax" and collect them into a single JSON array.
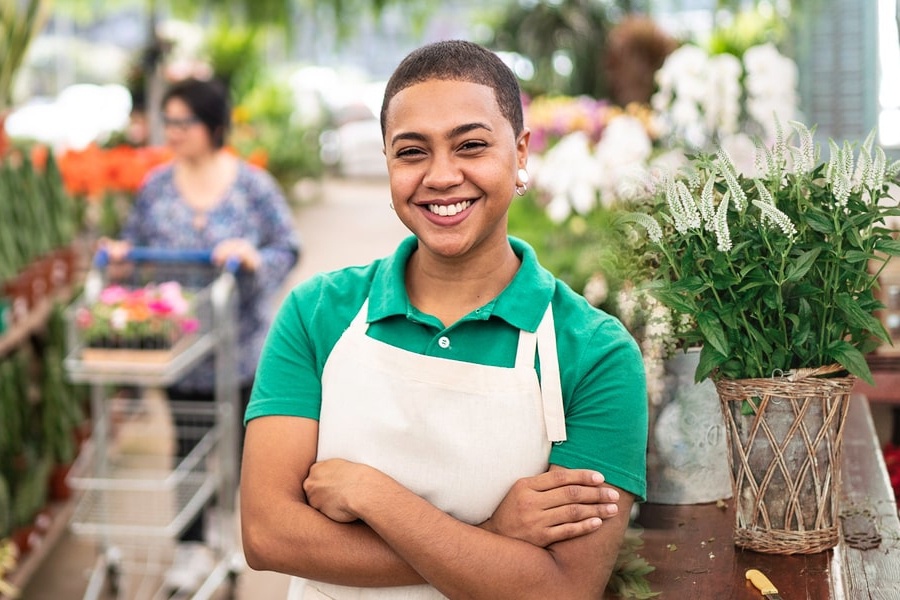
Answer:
[
  {"xmin": 259, "ymin": 245, "xmax": 298, "ymax": 279},
  {"xmin": 244, "ymin": 245, "xmax": 296, "ymax": 291},
  {"xmin": 241, "ymin": 416, "xmax": 425, "ymax": 586},
  {"xmin": 241, "ymin": 489, "xmax": 425, "ymax": 586},
  {"xmin": 351, "ymin": 475, "xmax": 625, "ymax": 599}
]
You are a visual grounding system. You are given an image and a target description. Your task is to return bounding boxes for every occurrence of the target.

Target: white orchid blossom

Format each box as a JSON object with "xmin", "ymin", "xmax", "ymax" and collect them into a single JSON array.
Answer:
[
  {"xmin": 652, "ymin": 43, "xmax": 799, "ymax": 151},
  {"xmin": 532, "ymin": 131, "xmax": 604, "ymax": 221}
]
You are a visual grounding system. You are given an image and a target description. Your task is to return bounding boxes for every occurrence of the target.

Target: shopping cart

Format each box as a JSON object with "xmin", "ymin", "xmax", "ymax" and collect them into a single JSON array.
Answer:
[{"xmin": 63, "ymin": 248, "xmax": 243, "ymax": 599}]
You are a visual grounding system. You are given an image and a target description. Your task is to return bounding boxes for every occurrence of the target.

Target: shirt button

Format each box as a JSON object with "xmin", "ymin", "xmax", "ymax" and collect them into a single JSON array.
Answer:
[{"xmin": 438, "ymin": 336, "xmax": 451, "ymax": 349}]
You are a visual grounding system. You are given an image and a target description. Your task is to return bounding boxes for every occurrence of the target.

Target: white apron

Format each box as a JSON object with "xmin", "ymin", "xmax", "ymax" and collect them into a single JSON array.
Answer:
[{"xmin": 288, "ymin": 300, "xmax": 566, "ymax": 600}]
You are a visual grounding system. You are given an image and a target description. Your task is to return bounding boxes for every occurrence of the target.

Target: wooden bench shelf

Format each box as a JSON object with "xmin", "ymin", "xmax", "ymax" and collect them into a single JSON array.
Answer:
[{"xmin": 634, "ymin": 395, "xmax": 900, "ymax": 599}]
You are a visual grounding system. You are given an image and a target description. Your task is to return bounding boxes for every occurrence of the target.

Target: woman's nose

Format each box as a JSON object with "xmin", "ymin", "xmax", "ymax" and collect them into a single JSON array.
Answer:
[{"xmin": 422, "ymin": 154, "xmax": 463, "ymax": 190}]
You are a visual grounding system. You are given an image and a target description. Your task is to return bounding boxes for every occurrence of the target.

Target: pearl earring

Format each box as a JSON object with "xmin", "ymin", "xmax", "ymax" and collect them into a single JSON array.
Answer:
[{"xmin": 515, "ymin": 168, "xmax": 529, "ymax": 196}]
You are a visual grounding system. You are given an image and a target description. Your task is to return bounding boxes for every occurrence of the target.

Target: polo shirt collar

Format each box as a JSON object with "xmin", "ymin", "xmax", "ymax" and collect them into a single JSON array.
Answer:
[
  {"xmin": 367, "ymin": 236, "xmax": 418, "ymax": 321},
  {"xmin": 366, "ymin": 235, "xmax": 555, "ymax": 333},
  {"xmin": 495, "ymin": 237, "xmax": 555, "ymax": 332}
]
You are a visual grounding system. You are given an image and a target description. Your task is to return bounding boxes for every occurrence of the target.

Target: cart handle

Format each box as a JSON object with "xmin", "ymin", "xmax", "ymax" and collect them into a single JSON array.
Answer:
[{"xmin": 93, "ymin": 247, "xmax": 241, "ymax": 273}]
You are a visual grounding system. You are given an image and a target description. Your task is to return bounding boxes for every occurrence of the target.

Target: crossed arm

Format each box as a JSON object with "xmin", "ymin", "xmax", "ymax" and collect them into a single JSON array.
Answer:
[{"xmin": 240, "ymin": 415, "xmax": 633, "ymax": 599}]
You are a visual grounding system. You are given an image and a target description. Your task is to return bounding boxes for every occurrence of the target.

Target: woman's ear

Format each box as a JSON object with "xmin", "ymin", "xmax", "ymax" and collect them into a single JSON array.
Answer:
[{"xmin": 516, "ymin": 128, "xmax": 531, "ymax": 163}]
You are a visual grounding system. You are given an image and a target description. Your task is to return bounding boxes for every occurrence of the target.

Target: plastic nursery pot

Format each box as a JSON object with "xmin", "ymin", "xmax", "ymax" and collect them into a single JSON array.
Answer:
[{"xmin": 48, "ymin": 462, "xmax": 74, "ymax": 502}]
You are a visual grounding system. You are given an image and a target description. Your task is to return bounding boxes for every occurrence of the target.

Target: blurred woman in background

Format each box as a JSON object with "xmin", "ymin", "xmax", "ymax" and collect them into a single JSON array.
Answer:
[{"xmin": 104, "ymin": 76, "xmax": 299, "ymax": 593}]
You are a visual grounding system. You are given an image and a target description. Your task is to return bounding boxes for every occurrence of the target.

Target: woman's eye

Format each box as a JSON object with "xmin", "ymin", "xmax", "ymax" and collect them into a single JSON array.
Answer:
[
  {"xmin": 396, "ymin": 147, "xmax": 425, "ymax": 158},
  {"xmin": 459, "ymin": 140, "xmax": 487, "ymax": 152}
]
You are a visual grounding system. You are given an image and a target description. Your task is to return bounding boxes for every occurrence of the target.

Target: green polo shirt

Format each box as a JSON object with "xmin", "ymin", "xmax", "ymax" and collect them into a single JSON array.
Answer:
[{"xmin": 247, "ymin": 236, "xmax": 647, "ymax": 500}]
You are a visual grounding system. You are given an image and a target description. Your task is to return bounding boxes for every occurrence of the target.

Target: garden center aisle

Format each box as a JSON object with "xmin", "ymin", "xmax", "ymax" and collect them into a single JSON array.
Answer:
[{"xmin": 22, "ymin": 175, "xmax": 407, "ymax": 600}]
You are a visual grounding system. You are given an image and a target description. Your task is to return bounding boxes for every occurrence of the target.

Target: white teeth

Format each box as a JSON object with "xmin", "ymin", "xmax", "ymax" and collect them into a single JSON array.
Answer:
[{"xmin": 428, "ymin": 201, "xmax": 471, "ymax": 216}]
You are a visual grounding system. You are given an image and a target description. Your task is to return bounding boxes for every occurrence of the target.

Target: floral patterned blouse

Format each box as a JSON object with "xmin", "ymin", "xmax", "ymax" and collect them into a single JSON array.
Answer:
[{"xmin": 122, "ymin": 160, "xmax": 300, "ymax": 391}]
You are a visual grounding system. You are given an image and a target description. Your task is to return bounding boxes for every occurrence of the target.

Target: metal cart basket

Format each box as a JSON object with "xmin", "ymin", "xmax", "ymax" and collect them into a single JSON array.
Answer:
[{"xmin": 63, "ymin": 248, "xmax": 243, "ymax": 600}]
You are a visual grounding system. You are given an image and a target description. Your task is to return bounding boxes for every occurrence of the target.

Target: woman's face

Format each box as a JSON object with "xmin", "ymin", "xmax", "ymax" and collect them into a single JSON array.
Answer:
[
  {"xmin": 384, "ymin": 79, "xmax": 529, "ymax": 260},
  {"xmin": 162, "ymin": 97, "xmax": 213, "ymax": 157}
]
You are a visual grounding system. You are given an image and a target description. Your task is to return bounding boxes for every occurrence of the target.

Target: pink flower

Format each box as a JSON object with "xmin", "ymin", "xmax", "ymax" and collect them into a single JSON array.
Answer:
[
  {"xmin": 158, "ymin": 281, "xmax": 183, "ymax": 298},
  {"xmin": 99, "ymin": 285, "xmax": 129, "ymax": 305},
  {"xmin": 148, "ymin": 299, "xmax": 174, "ymax": 315},
  {"xmin": 180, "ymin": 318, "xmax": 200, "ymax": 334},
  {"xmin": 75, "ymin": 307, "xmax": 93, "ymax": 328},
  {"xmin": 127, "ymin": 288, "xmax": 150, "ymax": 303},
  {"xmin": 158, "ymin": 281, "xmax": 190, "ymax": 315}
]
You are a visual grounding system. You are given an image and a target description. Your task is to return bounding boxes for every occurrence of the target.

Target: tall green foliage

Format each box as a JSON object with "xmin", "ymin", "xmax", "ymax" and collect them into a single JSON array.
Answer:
[{"xmin": 0, "ymin": 0, "xmax": 48, "ymax": 111}]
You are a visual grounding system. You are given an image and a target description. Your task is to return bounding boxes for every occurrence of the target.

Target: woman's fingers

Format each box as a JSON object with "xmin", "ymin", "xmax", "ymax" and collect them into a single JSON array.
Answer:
[
  {"xmin": 530, "ymin": 468, "xmax": 605, "ymax": 492},
  {"xmin": 543, "ymin": 495, "xmax": 619, "ymax": 524},
  {"xmin": 213, "ymin": 238, "xmax": 261, "ymax": 271},
  {"xmin": 538, "ymin": 517, "xmax": 605, "ymax": 546},
  {"xmin": 98, "ymin": 238, "xmax": 131, "ymax": 262},
  {"xmin": 486, "ymin": 467, "xmax": 621, "ymax": 547}
]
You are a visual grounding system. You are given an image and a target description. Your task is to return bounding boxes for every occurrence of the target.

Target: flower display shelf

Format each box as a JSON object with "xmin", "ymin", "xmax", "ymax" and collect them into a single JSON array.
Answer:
[
  {"xmin": 0, "ymin": 246, "xmax": 81, "ymax": 356},
  {"xmin": 78, "ymin": 334, "xmax": 197, "ymax": 365},
  {"xmin": 65, "ymin": 282, "xmax": 215, "ymax": 387}
]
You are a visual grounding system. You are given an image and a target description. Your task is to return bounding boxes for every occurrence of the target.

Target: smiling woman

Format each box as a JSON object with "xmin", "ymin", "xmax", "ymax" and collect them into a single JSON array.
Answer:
[{"xmin": 241, "ymin": 40, "xmax": 648, "ymax": 600}]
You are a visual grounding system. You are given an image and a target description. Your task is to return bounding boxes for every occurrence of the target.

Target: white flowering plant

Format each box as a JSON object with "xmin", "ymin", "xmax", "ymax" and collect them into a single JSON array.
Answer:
[
  {"xmin": 651, "ymin": 42, "xmax": 798, "ymax": 152},
  {"xmin": 625, "ymin": 121, "xmax": 900, "ymax": 384}
]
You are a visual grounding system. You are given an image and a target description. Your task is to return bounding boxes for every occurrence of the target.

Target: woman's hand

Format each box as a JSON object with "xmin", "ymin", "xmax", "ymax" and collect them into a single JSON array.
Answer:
[
  {"xmin": 212, "ymin": 238, "xmax": 261, "ymax": 271},
  {"xmin": 304, "ymin": 458, "xmax": 383, "ymax": 523},
  {"xmin": 97, "ymin": 238, "xmax": 132, "ymax": 263},
  {"xmin": 481, "ymin": 467, "xmax": 620, "ymax": 547}
]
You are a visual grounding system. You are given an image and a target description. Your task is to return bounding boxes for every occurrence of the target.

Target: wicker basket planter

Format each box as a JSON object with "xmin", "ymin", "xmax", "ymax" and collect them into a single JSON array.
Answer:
[{"xmin": 714, "ymin": 365, "xmax": 856, "ymax": 554}]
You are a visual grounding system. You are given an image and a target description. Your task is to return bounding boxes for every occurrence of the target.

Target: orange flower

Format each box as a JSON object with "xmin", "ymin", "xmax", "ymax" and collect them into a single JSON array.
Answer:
[
  {"xmin": 58, "ymin": 144, "xmax": 107, "ymax": 199},
  {"xmin": 246, "ymin": 148, "xmax": 268, "ymax": 169},
  {"xmin": 30, "ymin": 144, "xmax": 49, "ymax": 170},
  {"xmin": 125, "ymin": 303, "xmax": 152, "ymax": 322},
  {"xmin": 58, "ymin": 144, "xmax": 173, "ymax": 200}
]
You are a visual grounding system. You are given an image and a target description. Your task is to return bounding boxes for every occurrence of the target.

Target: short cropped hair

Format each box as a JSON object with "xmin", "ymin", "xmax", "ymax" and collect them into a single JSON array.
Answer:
[
  {"xmin": 380, "ymin": 40, "xmax": 524, "ymax": 139},
  {"xmin": 162, "ymin": 77, "xmax": 231, "ymax": 149}
]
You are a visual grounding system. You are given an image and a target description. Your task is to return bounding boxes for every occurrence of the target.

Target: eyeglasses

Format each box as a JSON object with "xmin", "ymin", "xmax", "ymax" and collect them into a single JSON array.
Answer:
[{"xmin": 162, "ymin": 115, "xmax": 201, "ymax": 131}]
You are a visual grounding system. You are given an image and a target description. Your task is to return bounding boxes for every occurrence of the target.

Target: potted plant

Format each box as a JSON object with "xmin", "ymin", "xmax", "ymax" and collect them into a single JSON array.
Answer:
[
  {"xmin": 41, "ymin": 303, "xmax": 87, "ymax": 501},
  {"xmin": 625, "ymin": 120, "xmax": 900, "ymax": 553},
  {"xmin": 74, "ymin": 281, "xmax": 200, "ymax": 360}
]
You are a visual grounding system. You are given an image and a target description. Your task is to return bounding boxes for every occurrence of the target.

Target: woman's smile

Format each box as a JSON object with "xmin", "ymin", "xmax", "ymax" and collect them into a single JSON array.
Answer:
[{"xmin": 426, "ymin": 200, "xmax": 473, "ymax": 217}]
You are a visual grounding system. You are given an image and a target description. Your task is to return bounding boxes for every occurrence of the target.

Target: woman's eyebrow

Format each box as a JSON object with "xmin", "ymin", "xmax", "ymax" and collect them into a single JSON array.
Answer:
[
  {"xmin": 447, "ymin": 122, "xmax": 492, "ymax": 138},
  {"xmin": 390, "ymin": 122, "xmax": 493, "ymax": 148}
]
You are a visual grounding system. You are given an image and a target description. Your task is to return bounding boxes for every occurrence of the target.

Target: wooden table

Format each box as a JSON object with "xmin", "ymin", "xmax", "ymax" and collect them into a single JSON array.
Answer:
[
  {"xmin": 853, "ymin": 355, "xmax": 900, "ymax": 444},
  {"xmin": 634, "ymin": 394, "xmax": 900, "ymax": 599}
]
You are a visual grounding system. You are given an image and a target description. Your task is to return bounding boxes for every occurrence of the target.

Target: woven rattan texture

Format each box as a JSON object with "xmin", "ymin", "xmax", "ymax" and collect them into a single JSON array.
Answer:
[{"xmin": 715, "ymin": 365, "xmax": 856, "ymax": 554}]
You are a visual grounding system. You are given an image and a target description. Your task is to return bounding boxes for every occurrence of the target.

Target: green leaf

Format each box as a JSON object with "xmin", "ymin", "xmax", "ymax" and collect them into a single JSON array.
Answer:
[
  {"xmin": 875, "ymin": 239, "xmax": 900, "ymax": 256},
  {"xmin": 828, "ymin": 341, "xmax": 873, "ymax": 385},
  {"xmin": 834, "ymin": 293, "xmax": 891, "ymax": 344},
  {"xmin": 785, "ymin": 248, "xmax": 821, "ymax": 283},
  {"xmin": 696, "ymin": 312, "xmax": 729, "ymax": 357},
  {"xmin": 844, "ymin": 249, "xmax": 876, "ymax": 263},
  {"xmin": 696, "ymin": 344, "xmax": 726, "ymax": 381},
  {"xmin": 803, "ymin": 211, "xmax": 835, "ymax": 234},
  {"xmin": 652, "ymin": 288, "xmax": 696, "ymax": 315}
]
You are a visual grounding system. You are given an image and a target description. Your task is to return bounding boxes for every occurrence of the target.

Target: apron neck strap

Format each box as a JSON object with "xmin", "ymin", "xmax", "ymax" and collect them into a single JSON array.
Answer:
[
  {"xmin": 535, "ymin": 304, "xmax": 567, "ymax": 443},
  {"xmin": 349, "ymin": 299, "xmax": 370, "ymax": 331}
]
